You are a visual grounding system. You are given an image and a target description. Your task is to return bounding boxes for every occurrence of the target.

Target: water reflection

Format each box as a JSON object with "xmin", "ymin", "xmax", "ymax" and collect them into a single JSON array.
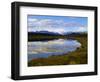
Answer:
[{"xmin": 28, "ymin": 39, "xmax": 81, "ymax": 61}]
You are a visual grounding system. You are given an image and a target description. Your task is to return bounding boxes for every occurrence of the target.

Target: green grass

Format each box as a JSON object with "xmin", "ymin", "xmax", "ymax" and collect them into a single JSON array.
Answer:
[{"xmin": 28, "ymin": 34, "xmax": 87, "ymax": 66}]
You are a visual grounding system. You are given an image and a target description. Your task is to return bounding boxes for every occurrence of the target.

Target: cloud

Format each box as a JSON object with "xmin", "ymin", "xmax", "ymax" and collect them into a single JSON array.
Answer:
[
  {"xmin": 75, "ymin": 27, "xmax": 87, "ymax": 32},
  {"xmin": 28, "ymin": 18, "xmax": 38, "ymax": 22},
  {"xmin": 28, "ymin": 18, "xmax": 87, "ymax": 33},
  {"xmin": 64, "ymin": 22, "xmax": 85, "ymax": 27},
  {"xmin": 28, "ymin": 18, "xmax": 62, "ymax": 26}
]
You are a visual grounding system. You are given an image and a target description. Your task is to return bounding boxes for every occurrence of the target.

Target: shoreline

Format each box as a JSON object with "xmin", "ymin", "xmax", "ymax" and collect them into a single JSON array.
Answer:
[{"xmin": 28, "ymin": 35, "xmax": 87, "ymax": 66}]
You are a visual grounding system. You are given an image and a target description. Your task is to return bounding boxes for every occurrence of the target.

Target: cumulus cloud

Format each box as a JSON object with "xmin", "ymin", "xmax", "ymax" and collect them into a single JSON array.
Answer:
[
  {"xmin": 28, "ymin": 18, "xmax": 87, "ymax": 33},
  {"xmin": 64, "ymin": 22, "xmax": 85, "ymax": 27},
  {"xmin": 75, "ymin": 27, "xmax": 87, "ymax": 32}
]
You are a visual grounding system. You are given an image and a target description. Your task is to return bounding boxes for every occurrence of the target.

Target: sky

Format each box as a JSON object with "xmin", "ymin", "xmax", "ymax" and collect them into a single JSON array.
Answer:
[{"xmin": 27, "ymin": 15, "xmax": 88, "ymax": 34}]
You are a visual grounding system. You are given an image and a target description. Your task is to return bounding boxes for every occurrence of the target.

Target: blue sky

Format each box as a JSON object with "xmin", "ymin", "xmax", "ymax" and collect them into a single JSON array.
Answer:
[{"xmin": 28, "ymin": 15, "xmax": 88, "ymax": 34}]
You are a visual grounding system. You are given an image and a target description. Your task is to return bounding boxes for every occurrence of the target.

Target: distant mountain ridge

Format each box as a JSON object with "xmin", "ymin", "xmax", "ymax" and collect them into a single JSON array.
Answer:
[
  {"xmin": 29, "ymin": 31, "xmax": 61, "ymax": 35},
  {"xmin": 28, "ymin": 31, "xmax": 87, "ymax": 36}
]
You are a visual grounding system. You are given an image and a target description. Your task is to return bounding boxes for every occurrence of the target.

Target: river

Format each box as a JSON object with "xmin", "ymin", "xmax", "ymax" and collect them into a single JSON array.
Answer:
[{"xmin": 28, "ymin": 39, "xmax": 81, "ymax": 61}]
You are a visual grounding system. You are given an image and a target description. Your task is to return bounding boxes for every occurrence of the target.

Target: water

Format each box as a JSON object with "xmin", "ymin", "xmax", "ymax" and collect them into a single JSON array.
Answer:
[{"xmin": 28, "ymin": 39, "xmax": 81, "ymax": 61}]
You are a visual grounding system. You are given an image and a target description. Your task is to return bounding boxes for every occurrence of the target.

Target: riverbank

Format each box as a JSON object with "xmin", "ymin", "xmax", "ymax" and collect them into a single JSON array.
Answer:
[{"xmin": 28, "ymin": 35, "xmax": 87, "ymax": 66}]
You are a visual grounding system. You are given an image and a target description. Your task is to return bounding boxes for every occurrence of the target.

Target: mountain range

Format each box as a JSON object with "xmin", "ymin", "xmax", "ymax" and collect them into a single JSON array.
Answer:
[{"xmin": 28, "ymin": 31, "xmax": 87, "ymax": 36}]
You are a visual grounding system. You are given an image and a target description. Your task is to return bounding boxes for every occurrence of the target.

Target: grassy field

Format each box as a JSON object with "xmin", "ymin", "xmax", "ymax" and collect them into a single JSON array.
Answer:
[{"xmin": 28, "ymin": 34, "xmax": 87, "ymax": 66}]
